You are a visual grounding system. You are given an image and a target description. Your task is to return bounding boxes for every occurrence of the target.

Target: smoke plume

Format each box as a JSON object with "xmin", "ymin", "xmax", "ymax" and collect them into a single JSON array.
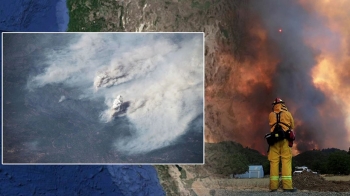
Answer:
[
  {"xmin": 206, "ymin": 0, "xmax": 350, "ymax": 154},
  {"xmin": 26, "ymin": 33, "xmax": 203, "ymax": 155},
  {"xmin": 250, "ymin": 0, "xmax": 350, "ymax": 153}
]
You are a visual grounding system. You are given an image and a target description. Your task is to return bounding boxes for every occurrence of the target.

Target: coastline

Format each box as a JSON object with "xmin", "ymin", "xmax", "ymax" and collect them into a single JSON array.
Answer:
[{"xmin": 1, "ymin": 1, "xmax": 166, "ymax": 194}]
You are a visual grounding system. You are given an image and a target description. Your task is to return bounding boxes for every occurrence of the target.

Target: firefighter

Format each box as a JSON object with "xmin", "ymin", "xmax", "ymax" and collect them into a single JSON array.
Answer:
[{"xmin": 268, "ymin": 98, "xmax": 297, "ymax": 192}]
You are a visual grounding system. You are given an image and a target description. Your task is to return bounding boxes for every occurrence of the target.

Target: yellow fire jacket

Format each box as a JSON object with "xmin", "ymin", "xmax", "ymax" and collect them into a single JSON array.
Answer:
[{"xmin": 269, "ymin": 103, "xmax": 295, "ymax": 132}]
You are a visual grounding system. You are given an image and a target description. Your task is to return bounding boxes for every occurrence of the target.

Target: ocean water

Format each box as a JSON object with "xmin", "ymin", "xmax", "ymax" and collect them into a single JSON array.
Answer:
[{"xmin": 0, "ymin": 0, "xmax": 69, "ymax": 32}]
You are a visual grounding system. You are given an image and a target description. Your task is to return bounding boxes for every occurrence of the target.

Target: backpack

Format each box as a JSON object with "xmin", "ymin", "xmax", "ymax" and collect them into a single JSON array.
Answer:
[{"xmin": 265, "ymin": 112, "xmax": 287, "ymax": 146}]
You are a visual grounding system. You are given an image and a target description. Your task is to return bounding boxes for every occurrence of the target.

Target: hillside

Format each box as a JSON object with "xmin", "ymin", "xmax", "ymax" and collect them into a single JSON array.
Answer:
[
  {"xmin": 294, "ymin": 148, "xmax": 350, "ymax": 175},
  {"xmin": 204, "ymin": 141, "xmax": 269, "ymax": 176},
  {"xmin": 155, "ymin": 141, "xmax": 270, "ymax": 195}
]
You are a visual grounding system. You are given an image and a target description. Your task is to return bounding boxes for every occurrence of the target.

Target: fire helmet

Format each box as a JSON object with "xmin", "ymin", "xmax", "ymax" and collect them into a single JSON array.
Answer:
[{"xmin": 272, "ymin": 97, "xmax": 284, "ymax": 105}]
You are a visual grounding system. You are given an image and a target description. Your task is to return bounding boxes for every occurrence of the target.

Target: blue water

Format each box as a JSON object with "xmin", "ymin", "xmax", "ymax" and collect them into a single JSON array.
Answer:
[
  {"xmin": 0, "ymin": 1, "xmax": 166, "ymax": 195},
  {"xmin": 0, "ymin": 165, "xmax": 123, "ymax": 195},
  {"xmin": 0, "ymin": 0, "xmax": 69, "ymax": 31},
  {"xmin": 0, "ymin": 165, "xmax": 165, "ymax": 195}
]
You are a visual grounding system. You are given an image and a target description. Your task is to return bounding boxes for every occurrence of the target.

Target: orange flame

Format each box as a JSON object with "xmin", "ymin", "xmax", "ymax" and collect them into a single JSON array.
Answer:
[
  {"xmin": 300, "ymin": 0, "xmax": 350, "ymax": 145},
  {"xmin": 205, "ymin": 17, "xmax": 279, "ymax": 153},
  {"xmin": 205, "ymin": 1, "xmax": 350, "ymax": 155}
]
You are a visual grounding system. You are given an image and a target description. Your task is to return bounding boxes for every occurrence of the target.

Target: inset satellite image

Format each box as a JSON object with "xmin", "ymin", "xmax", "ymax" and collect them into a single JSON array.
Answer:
[{"xmin": 2, "ymin": 33, "xmax": 204, "ymax": 164}]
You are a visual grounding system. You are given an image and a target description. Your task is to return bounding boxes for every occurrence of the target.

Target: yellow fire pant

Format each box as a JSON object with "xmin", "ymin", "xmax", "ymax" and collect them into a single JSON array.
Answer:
[{"xmin": 268, "ymin": 139, "xmax": 293, "ymax": 190}]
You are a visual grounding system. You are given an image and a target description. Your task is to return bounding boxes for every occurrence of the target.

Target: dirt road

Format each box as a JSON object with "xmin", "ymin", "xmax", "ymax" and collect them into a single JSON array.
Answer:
[{"xmin": 161, "ymin": 166, "xmax": 350, "ymax": 196}]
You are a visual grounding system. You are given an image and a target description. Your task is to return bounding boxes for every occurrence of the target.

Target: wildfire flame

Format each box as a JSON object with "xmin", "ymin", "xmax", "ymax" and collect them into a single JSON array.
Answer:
[
  {"xmin": 205, "ymin": 0, "xmax": 350, "ymax": 155},
  {"xmin": 301, "ymin": 0, "xmax": 350, "ymax": 147}
]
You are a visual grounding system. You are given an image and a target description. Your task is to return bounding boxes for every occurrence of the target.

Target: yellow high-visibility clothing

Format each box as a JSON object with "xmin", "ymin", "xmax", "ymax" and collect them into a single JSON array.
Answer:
[
  {"xmin": 268, "ymin": 139, "xmax": 293, "ymax": 190},
  {"xmin": 268, "ymin": 103, "xmax": 295, "ymax": 190},
  {"xmin": 269, "ymin": 103, "xmax": 294, "ymax": 132}
]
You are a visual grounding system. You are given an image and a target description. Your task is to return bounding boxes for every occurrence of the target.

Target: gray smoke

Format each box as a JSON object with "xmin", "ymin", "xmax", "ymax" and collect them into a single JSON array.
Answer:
[
  {"xmin": 25, "ymin": 33, "xmax": 203, "ymax": 155},
  {"xmin": 244, "ymin": 0, "xmax": 349, "ymax": 152}
]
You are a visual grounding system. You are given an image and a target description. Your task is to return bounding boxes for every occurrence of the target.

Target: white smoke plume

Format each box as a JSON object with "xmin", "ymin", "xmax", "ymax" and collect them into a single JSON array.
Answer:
[
  {"xmin": 27, "ymin": 33, "xmax": 204, "ymax": 154},
  {"xmin": 58, "ymin": 95, "xmax": 66, "ymax": 103}
]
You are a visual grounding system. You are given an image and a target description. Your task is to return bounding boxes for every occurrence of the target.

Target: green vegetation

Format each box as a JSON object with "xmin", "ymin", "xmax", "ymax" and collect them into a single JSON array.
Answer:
[
  {"xmin": 327, "ymin": 151, "xmax": 350, "ymax": 175},
  {"xmin": 66, "ymin": 0, "xmax": 89, "ymax": 31},
  {"xmin": 91, "ymin": 0, "xmax": 101, "ymax": 7},
  {"xmin": 205, "ymin": 141, "xmax": 270, "ymax": 176},
  {"xmin": 205, "ymin": 142, "xmax": 350, "ymax": 177},
  {"xmin": 203, "ymin": 1, "xmax": 211, "ymax": 10},
  {"xmin": 153, "ymin": 17, "xmax": 158, "ymax": 26},
  {"xmin": 138, "ymin": 0, "xmax": 146, "ymax": 7},
  {"xmin": 221, "ymin": 28, "xmax": 229, "ymax": 39},
  {"xmin": 191, "ymin": 0, "xmax": 200, "ymax": 9},
  {"xmin": 180, "ymin": 169, "xmax": 187, "ymax": 179},
  {"xmin": 191, "ymin": 0, "xmax": 211, "ymax": 11},
  {"xmin": 294, "ymin": 148, "xmax": 350, "ymax": 175},
  {"xmin": 154, "ymin": 165, "xmax": 179, "ymax": 195},
  {"xmin": 175, "ymin": 165, "xmax": 187, "ymax": 179},
  {"xmin": 66, "ymin": 0, "xmax": 124, "ymax": 32},
  {"xmin": 184, "ymin": 178, "xmax": 196, "ymax": 188}
]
